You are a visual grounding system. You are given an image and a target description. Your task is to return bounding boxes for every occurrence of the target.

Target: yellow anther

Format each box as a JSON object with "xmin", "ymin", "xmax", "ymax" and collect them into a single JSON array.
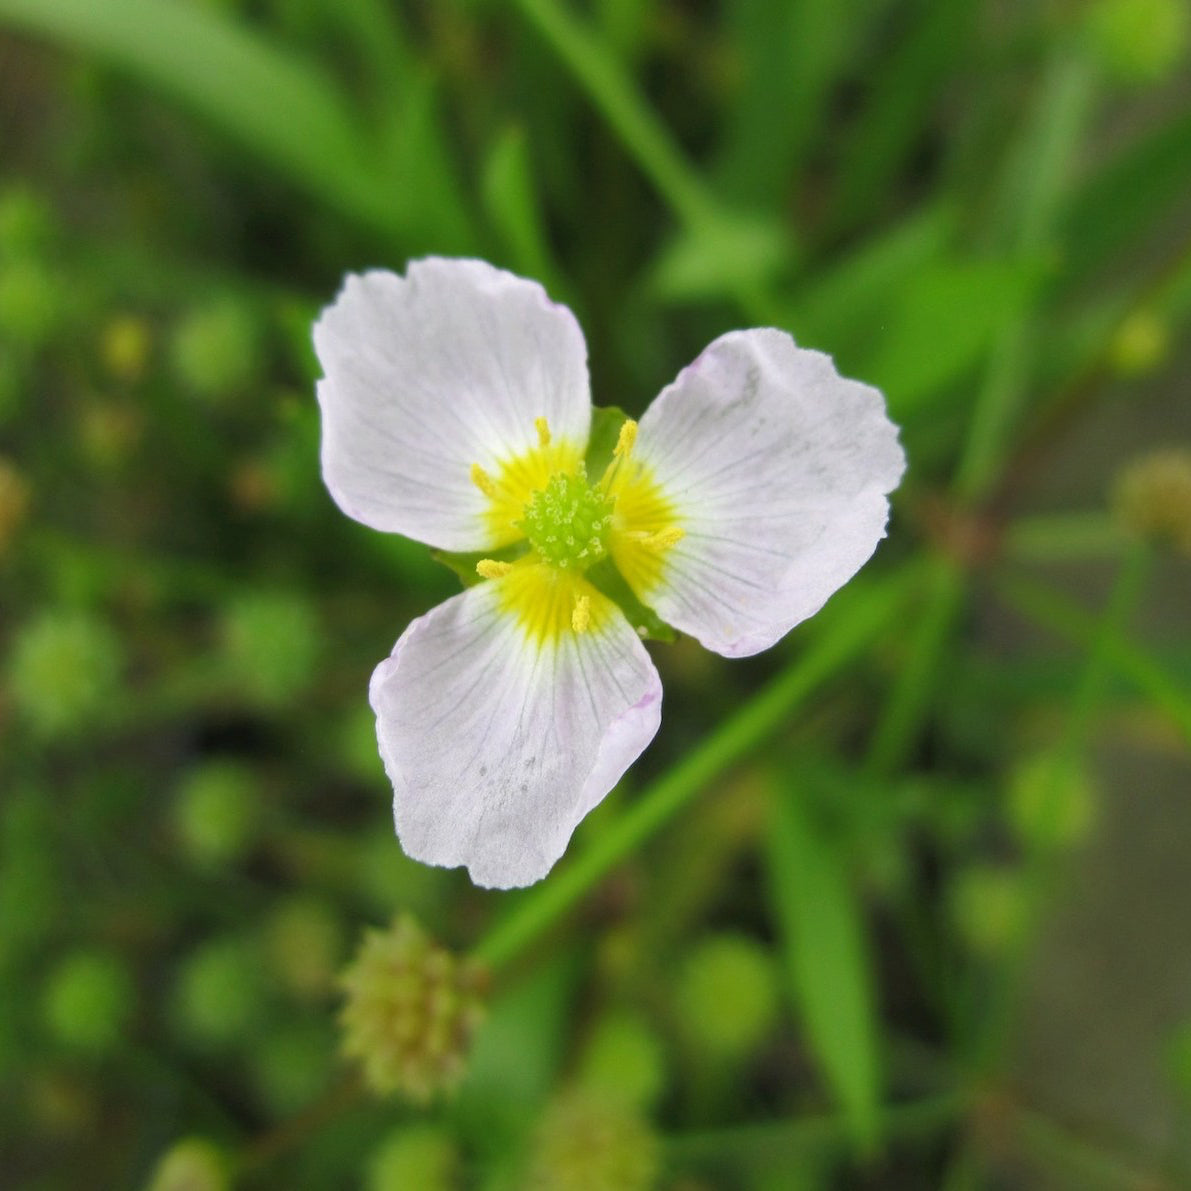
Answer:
[
  {"xmin": 571, "ymin": 593, "xmax": 592, "ymax": 633},
  {"xmin": 476, "ymin": 559, "xmax": 513, "ymax": 580},
  {"xmin": 470, "ymin": 463, "xmax": 498, "ymax": 499},
  {"xmin": 534, "ymin": 416, "xmax": 552, "ymax": 447},
  {"xmin": 642, "ymin": 527, "xmax": 684, "ymax": 552},
  {"xmin": 613, "ymin": 419, "xmax": 638, "ymax": 458}
]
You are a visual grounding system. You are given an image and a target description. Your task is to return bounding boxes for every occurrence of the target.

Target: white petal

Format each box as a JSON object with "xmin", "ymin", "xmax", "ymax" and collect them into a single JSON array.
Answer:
[
  {"xmin": 634, "ymin": 329, "xmax": 905, "ymax": 657},
  {"xmin": 315, "ymin": 257, "xmax": 591, "ymax": 552},
  {"xmin": 369, "ymin": 583, "xmax": 662, "ymax": 889}
]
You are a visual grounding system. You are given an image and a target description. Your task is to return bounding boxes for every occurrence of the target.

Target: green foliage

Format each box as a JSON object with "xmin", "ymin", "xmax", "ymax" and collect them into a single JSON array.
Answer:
[
  {"xmin": 766, "ymin": 787, "xmax": 880, "ymax": 1150},
  {"xmin": 0, "ymin": 1, "xmax": 1189, "ymax": 1187}
]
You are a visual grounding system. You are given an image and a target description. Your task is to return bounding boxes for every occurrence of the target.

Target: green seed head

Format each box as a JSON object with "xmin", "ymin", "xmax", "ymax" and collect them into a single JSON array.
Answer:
[{"xmin": 518, "ymin": 471, "xmax": 613, "ymax": 570}]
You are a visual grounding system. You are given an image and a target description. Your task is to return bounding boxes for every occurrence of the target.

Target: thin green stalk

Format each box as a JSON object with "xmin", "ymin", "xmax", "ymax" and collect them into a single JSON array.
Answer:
[
  {"xmin": 996, "ymin": 563, "xmax": 1191, "ymax": 746},
  {"xmin": 664, "ymin": 1092, "xmax": 963, "ymax": 1166},
  {"xmin": 512, "ymin": 0, "xmax": 716, "ymax": 231},
  {"xmin": 473, "ymin": 570, "xmax": 916, "ymax": 971},
  {"xmin": 955, "ymin": 52, "xmax": 1096, "ymax": 504},
  {"xmin": 973, "ymin": 544, "xmax": 1153, "ymax": 1074}
]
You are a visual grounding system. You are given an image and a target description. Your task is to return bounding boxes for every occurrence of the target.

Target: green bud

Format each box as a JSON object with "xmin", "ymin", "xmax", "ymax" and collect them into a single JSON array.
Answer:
[
  {"xmin": 950, "ymin": 865, "xmax": 1027, "ymax": 956},
  {"xmin": 250, "ymin": 1024, "xmax": 335, "ymax": 1115},
  {"xmin": 339, "ymin": 915, "xmax": 487, "ymax": 1102},
  {"xmin": 7, "ymin": 610, "xmax": 124, "ymax": 739},
  {"xmin": 1109, "ymin": 310, "xmax": 1169, "ymax": 376},
  {"xmin": 1085, "ymin": 0, "xmax": 1189, "ymax": 85},
  {"xmin": 143, "ymin": 1137, "xmax": 230, "ymax": 1191},
  {"xmin": 1111, "ymin": 447, "xmax": 1191, "ymax": 555},
  {"xmin": 43, "ymin": 950, "xmax": 134, "ymax": 1055},
  {"xmin": 169, "ymin": 297, "xmax": 261, "ymax": 401},
  {"xmin": 218, "ymin": 590, "xmax": 319, "ymax": 707},
  {"xmin": 0, "ymin": 258, "xmax": 63, "ymax": 348},
  {"xmin": 1007, "ymin": 753, "xmax": 1097, "ymax": 851},
  {"xmin": 265, "ymin": 895, "xmax": 343, "ymax": 1002},
  {"xmin": 172, "ymin": 935, "xmax": 268, "ymax": 1048},
  {"xmin": 366, "ymin": 1124, "xmax": 461, "ymax": 1191},
  {"xmin": 101, "ymin": 314, "xmax": 153, "ymax": 384},
  {"xmin": 674, "ymin": 934, "xmax": 780, "ymax": 1061},
  {"xmin": 172, "ymin": 760, "xmax": 261, "ymax": 868},
  {"xmin": 576, "ymin": 1011, "xmax": 667, "ymax": 1112},
  {"xmin": 525, "ymin": 1089, "xmax": 661, "ymax": 1191},
  {"xmin": 0, "ymin": 185, "xmax": 56, "ymax": 258}
]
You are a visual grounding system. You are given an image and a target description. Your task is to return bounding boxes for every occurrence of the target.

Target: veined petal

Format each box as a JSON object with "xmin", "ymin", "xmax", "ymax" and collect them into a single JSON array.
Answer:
[
  {"xmin": 628, "ymin": 329, "xmax": 905, "ymax": 658},
  {"xmin": 369, "ymin": 581, "xmax": 662, "ymax": 889},
  {"xmin": 315, "ymin": 258, "xmax": 591, "ymax": 552}
]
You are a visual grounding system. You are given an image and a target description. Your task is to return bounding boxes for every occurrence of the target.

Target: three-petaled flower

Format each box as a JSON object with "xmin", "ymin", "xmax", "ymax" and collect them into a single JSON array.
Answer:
[{"xmin": 314, "ymin": 258, "xmax": 905, "ymax": 888}]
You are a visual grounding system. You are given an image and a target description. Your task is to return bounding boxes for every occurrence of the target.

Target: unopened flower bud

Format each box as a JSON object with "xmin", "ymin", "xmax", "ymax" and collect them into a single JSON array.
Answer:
[
  {"xmin": 525, "ymin": 1089, "xmax": 661, "ymax": 1191},
  {"xmin": 144, "ymin": 1137, "xmax": 230, "ymax": 1191},
  {"xmin": 43, "ymin": 949, "xmax": 134, "ymax": 1055},
  {"xmin": 366, "ymin": 1124, "xmax": 461, "ymax": 1191},
  {"xmin": 1109, "ymin": 310, "xmax": 1169, "ymax": 376},
  {"xmin": 1007, "ymin": 753, "xmax": 1097, "ymax": 851},
  {"xmin": 101, "ymin": 314, "xmax": 152, "ymax": 383},
  {"xmin": 1111, "ymin": 447, "xmax": 1191, "ymax": 554},
  {"xmin": 7, "ymin": 610, "xmax": 124, "ymax": 739},
  {"xmin": 674, "ymin": 933, "xmax": 780, "ymax": 1061},
  {"xmin": 339, "ymin": 915, "xmax": 487, "ymax": 1102},
  {"xmin": 1085, "ymin": 0, "xmax": 1189, "ymax": 86}
]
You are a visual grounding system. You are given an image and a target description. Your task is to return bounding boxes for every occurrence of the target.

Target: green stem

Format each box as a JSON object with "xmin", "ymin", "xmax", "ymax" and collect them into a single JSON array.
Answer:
[
  {"xmin": 955, "ymin": 52, "xmax": 1096, "ymax": 504},
  {"xmin": 473, "ymin": 570, "xmax": 915, "ymax": 970},
  {"xmin": 864, "ymin": 555, "xmax": 965, "ymax": 779},
  {"xmin": 974, "ymin": 544, "xmax": 1153, "ymax": 1073},
  {"xmin": 996, "ymin": 563, "xmax": 1191, "ymax": 746},
  {"xmin": 512, "ymin": 0, "xmax": 716, "ymax": 232},
  {"xmin": 665, "ymin": 1092, "xmax": 963, "ymax": 1166}
]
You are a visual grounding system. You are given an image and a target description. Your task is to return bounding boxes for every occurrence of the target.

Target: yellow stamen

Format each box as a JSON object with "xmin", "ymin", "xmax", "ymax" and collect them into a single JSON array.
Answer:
[
  {"xmin": 640, "ymin": 526, "xmax": 684, "ymax": 552},
  {"xmin": 476, "ymin": 559, "xmax": 513, "ymax": 580},
  {"xmin": 534, "ymin": 416, "xmax": 551, "ymax": 447},
  {"xmin": 571, "ymin": 593, "xmax": 591, "ymax": 633},
  {"xmin": 613, "ymin": 419, "xmax": 638, "ymax": 458},
  {"xmin": 470, "ymin": 463, "xmax": 498, "ymax": 499}
]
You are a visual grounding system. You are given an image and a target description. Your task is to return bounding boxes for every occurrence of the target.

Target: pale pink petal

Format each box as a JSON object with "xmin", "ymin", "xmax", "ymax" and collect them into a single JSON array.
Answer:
[
  {"xmin": 633, "ymin": 329, "xmax": 905, "ymax": 657},
  {"xmin": 369, "ymin": 583, "xmax": 662, "ymax": 889},
  {"xmin": 315, "ymin": 258, "xmax": 591, "ymax": 552}
]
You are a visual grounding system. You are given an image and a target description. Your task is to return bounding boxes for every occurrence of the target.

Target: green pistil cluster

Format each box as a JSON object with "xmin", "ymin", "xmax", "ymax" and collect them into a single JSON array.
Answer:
[{"xmin": 518, "ymin": 471, "xmax": 613, "ymax": 571}]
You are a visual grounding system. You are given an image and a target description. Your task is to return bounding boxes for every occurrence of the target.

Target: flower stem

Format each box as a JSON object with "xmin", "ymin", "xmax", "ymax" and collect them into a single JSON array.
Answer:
[{"xmin": 473, "ymin": 569, "xmax": 916, "ymax": 971}]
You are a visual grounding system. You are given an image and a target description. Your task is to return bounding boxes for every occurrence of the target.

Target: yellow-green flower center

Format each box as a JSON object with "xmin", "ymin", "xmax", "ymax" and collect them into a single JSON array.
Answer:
[
  {"xmin": 517, "ymin": 471, "xmax": 613, "ymax": 571},
  {"xmin": 470, "ymin": 417, "xmax": 684, "ymax": 640}
]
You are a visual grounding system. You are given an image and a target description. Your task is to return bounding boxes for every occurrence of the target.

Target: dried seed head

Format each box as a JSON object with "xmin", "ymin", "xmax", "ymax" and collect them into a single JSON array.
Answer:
[{"xmin": 339, "ymin": 915, "xmax": 487, "ymax": 1103}]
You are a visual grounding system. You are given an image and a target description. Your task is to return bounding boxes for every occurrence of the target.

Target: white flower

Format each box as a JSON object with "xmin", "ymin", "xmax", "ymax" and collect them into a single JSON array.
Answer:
[{"xmin": 314, "ymin": 258, "xmax": 905, "ymax": 889}]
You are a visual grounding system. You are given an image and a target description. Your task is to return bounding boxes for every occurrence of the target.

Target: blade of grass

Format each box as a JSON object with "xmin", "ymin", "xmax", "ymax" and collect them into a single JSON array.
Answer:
[
  {"xmin": 996, "ymin": 570, "xmax": 1191, "ymax": 747},
  {"xmin": 0, "ymin": 0, "xmax": 388, "ymax": 231},
  {"xmin": 766, "ymin": 783, "xmax": 882, "ymax": 1150}
]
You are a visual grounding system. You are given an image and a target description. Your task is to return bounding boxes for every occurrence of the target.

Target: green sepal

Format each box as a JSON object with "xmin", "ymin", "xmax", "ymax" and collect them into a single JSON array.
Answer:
[
  {"xmin": 585, "ymin": 404, "xmax": 632, "ymax": 479},
  {"xmin": 431, "ymin": 544, "xmax": 524, "ymax": 589},
  {"xmin": 585, "ymin": 558, "xmax": 677, "ymax": 644}
]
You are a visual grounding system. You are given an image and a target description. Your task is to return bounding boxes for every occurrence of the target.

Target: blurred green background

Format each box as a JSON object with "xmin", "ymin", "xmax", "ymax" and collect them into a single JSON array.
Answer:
[{"xmin": 1, "ymin": 1, "xmax": 1190, "ymax": 1188}]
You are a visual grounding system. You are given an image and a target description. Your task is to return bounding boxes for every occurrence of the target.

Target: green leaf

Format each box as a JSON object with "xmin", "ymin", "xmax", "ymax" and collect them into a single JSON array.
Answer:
[
  {"xmin": 864, "ymin": 256, "xmax": 1046, "ymax": 417},
  {"xmin": 765, "ymin": 784, "xmax": 881, "ymax": 1150},
  {"xmin": 0, "ymin": 0, "xmax": 386, "ymax": 232},
  {"xmin": 650, "ymin": 212, "xmax": 794, "ymax": 304},
  {"xmin": 1062, "ymin": 107, "xmax": 1191, "ymax": 284},
  {"xmin": 481, "ymin": 124, "xmax": 560, "ymax": 292},
  {"xmin": 584, "ymin": 404, "xmax": 632, "ymax": 478}
]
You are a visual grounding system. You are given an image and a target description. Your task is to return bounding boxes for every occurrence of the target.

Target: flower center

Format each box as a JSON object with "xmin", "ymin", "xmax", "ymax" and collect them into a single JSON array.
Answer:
[
  {"xmin": 517, "ymin": 471, "xmax": 613, "ymax": 571},
  {"xmin": 470, "ymin": 416, "xmax": 685, "ymax": 638}
]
